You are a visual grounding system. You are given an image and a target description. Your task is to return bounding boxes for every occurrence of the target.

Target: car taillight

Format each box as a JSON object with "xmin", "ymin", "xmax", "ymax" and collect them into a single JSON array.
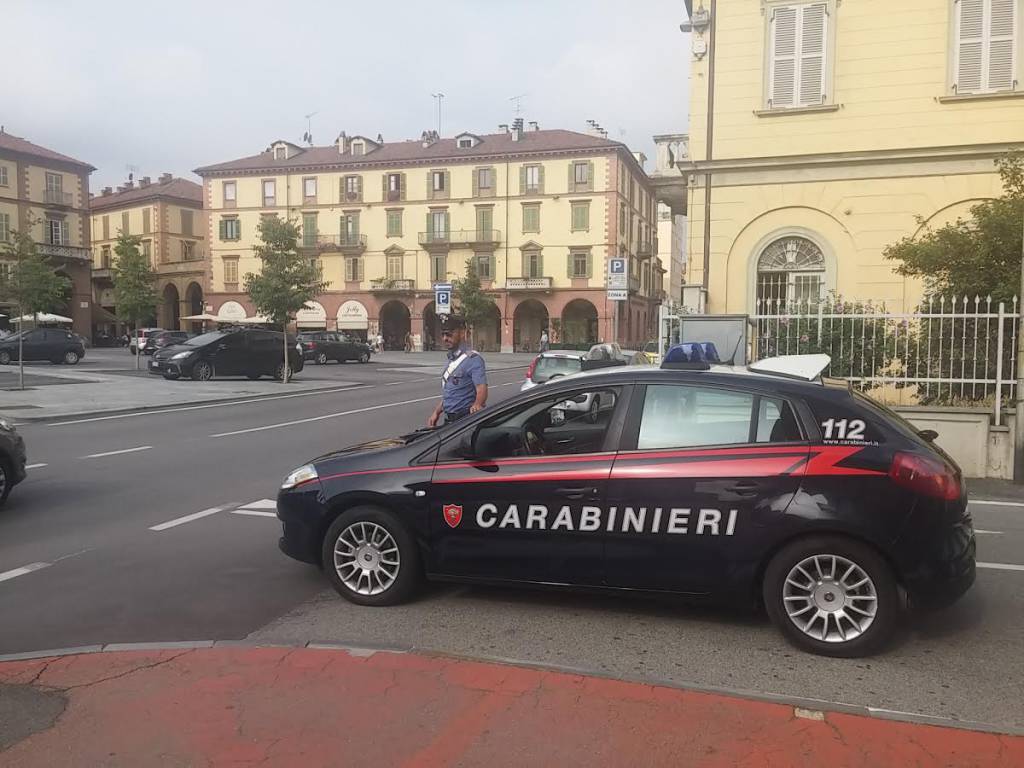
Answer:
[
  {"xmin": 889, "ymin": 452, "xmax": 960, "ymax": 501},
  {"xmin": 526, "ymin": 356, "xmax": 539, "ymax": 381}
]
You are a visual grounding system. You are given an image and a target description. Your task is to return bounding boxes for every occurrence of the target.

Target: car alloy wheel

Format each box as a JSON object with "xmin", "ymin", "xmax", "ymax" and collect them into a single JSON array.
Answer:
[
  {"xmin": 63, "ymin": 350, "xmax": 80, "ymax": 365},
  {"xmin": 316, "ymin": 352, "xmax": 328, "ymax": 365},
  {"xmin": 274, "ymin": 362, "xmax": 291, "ymax": 380},
  {"xmin": 333, "ymin": 521, "xmax": 400, "ymax": 596},
  {"xmin": 192, "ymin": 361, "xmax": 214, "ymax": 381},
  {"xmin": 0, "ymin": 351, "xmax": 10, "ymax": 365},
  {"xmin": 782, "ymin": 554, "xmax": 877, "ymax": 643},
  {"xmin": 359, "ymin": 352, "xmax": 370, "ymax": 364}
]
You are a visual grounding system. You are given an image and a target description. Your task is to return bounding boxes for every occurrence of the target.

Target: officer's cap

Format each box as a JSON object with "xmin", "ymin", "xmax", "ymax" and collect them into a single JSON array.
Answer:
[{"xmin": 440, "ymin": 314, "xmax": 467, "ymax": 331}]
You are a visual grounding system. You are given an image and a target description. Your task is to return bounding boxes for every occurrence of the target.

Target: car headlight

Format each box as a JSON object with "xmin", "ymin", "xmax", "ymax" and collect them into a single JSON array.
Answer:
[
  {"xmin": 171, "ymin": 350, "xmax": 194, "ymax": 360},
  {"xmin": 281, "ymin": 463, "xmax": 318, "ymax": 489}
]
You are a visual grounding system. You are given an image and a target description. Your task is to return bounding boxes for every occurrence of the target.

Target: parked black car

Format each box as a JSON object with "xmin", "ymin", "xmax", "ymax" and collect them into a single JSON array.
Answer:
[
  {"xmin": 0, "ymin": 414, "xmax": 27, "ymax": 507},
  {"xmin": 298, "ymin": 332, "xmax": 372, "ymax": 364},
  {"xmin": 146, "ymin": 330, "xmax": 191, "ymax": 354},
  {"xmin": 148, "ymin": 329, "xmax": 304, "ymax": 381},
  {"xmin": 0, "ymin": 328, "xmax": 85, "ymax": 365}
]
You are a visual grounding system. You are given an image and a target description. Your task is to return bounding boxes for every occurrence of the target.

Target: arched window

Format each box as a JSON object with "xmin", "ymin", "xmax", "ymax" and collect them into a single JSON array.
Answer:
[{"xmin": 756, "ymin": 236, "xmax": 825, "ymax": 310}]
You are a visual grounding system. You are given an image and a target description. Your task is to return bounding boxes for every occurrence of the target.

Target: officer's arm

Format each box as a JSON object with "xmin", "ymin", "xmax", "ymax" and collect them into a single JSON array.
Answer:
[
  {"xmin": 469, "ymin": 359, "xmax": 488, "ymax": 413},
  {"xmin": 427, "ymin": 399, "xmax": 444, "ymax": 427}
]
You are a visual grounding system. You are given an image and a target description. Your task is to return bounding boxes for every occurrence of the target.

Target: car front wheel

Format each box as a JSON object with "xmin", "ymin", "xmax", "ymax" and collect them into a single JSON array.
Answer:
[
  {"xmin": 274, "ymin": 361, "xmax": 294, "ymax": 381},
  {"xmin": 359, "ymin": 351, "xmax": 370, "ymax": 364},
  {"xmin": 0, "ymin": 351, "xmax": 11, "ymax": 365},
  {"xmin": 0, "ymin": 456, "xmax": 11, "ymax": 506},
  {"xmin": 763, "ymin": 535, "xmax": 899, "ymax": 658},
  {"xmin": 321, "ymin": 506, "xmax": 421, "ymax": 606},
  {"xmin": 315, "ymin": 352, "xmax": 328, "ymax": 365},
  {"xmin": 192, "ymin": 361, "xmax": 214, "ymax": 381},
  {"xmin": 63, "ymin": 350, "xmax": 80, "ymax": 365}
]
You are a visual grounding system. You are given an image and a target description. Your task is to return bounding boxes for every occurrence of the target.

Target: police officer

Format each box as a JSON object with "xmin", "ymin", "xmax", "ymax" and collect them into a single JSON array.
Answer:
[{"xmin": 427, "ymin": 314, "xmax": 488, "ymax": 427}]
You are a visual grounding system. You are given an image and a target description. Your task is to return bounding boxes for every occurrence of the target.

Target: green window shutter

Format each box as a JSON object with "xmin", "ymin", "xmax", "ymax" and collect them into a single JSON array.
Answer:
[
  {"xmin": 538, "ymin": 252, "xmax": 544, "ymax": 277},
  {"xmin": 400, "ymin": 173, "xmax": 406, "ymax": 201},
  {"xmin": 444, "ymin": 212, "xmax": 450, "ymax": 233},
  {"xmin": 427, "ymin": 171, "xmax": 433, "ymax": 199},
  {"xmin": 352, "ymin": 213, "xmax": 360, "ymax": 237},
  {"xmin": 519, "ymin": 166, "xmax": 527, "ymax": 195},
  {"xmin": 538, "ymin": 165, "xmax": 545, "ymax": 194},
  {"xmin": 587, "ymin": 161, "xmax": 594, "ymax": 191},
  {"xmin": 566, "ymin": 252, "xmax": 573, "ymax": 277},
  {"xmin": 586, "ymin": 252, "xmax": 593, "ymax": 278},
  {"xmin": 218, "ymin": 220, "xmax": 227, "ymax": 239},
  {"xmin": 426, "ymin": 212, "xmax": 433, "ymax": 235},
  {"xmin": 568, "ymin": 162, "xmax": 575, "ymax": 191},
  {"xmin": 444, "ymin": 171, "xmax": 451, "ymax": 196},
  {"xmin": 358, "ymin": 258, "xmax": 364, "ymax": 281},
  {"xmin": 472, "ymin": 169, "xmax": 480, "ymax": 198}
]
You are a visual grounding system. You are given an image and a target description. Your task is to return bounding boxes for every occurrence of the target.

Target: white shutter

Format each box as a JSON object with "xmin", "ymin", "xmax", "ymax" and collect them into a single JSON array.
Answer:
[
  {"xmin": 799, "ymin": 4, "xmax": 828, "ymax": 105},
  {"xmin": 988, "ymin": 0, "xmax": 1017, "ymax": 91},
  {"xmin": 769, "ymin": 6, "xmax": 798, "ymax": 107}
]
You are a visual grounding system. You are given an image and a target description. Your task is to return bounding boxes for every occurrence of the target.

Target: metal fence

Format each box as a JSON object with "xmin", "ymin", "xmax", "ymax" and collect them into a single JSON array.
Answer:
[{"xmin": 751, "ymin": 297, "xmax": 1020, "ymax": 420}]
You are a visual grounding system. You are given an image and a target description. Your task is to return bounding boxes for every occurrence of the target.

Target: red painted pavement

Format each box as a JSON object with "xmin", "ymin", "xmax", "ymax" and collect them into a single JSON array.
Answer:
[{"xmin": 0, "ymin": 646, "xmax": 1020, "ymax": 767}]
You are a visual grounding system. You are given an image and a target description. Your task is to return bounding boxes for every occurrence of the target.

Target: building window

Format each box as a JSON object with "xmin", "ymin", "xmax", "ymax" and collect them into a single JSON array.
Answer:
[
  {"xmin": 522, "ymin": 203, "xmax": 540, "ymax": 233},
  {"xmin": 385, "ymin": 173, "xmax": 403, "ymax": 201},
  {"xmin": 522, "ymin": 164, "xmax": 542, "ymax": 194},
  {"xmin": 570, "ymin": 201, "xmax": 590, "ymax": 232},
  {"xmin": 274, "ymin": 146, "xmax": 286, "ymax": 160},
  {"xmin": 181, "ymin": 241, "xmax": 196, "ymax": 261},
  {"xmin": 45, "ymin": 172, "xmax": 63, "ymax": 203},
  {"xmin": 100, "ymin": 245, "xmax": 111, "ymax": 268},
  {"xmin": 458, "ymin": 137, "xmax": 473, "ymax": 148},
  {"xmin": 343, "ymin": 175, "xmax": 361, "ymax": 201},
  {"xmin": 0, "ymin": 212, "xmax": 10, "ymax": 242},
  {"xmin": 766, "ymin": 3, "xmax": 829, "ymax": 109},
  {"xmin": 303, "ymin": 177, "xmax": 317, "ymax": 201},
  {"xmin": 223, "ymin": 258, "xmax": 239, "ymax": 285},
  {"xmin": 180, "ymin": 209, "xmax": 193, "ymax": 236},
  {"xmin": 431, "ymin": 253, "xmax": 447, "ymax": 283},
  {"xmin": 619, "ymin": 204, "xmax": 626, "ymax": 237},
  {"xmin": 755, "ymin": 235, "xmax": 826, "ymax": 310},
  {"xmin": 45, "ymin": 216, "xmax": 68, "ymax": 245},
  {"xmin": 220, "ymin": 218, "xmax": 241, "ymax": 241},
  {"xmin": 570, "ymin": 250, "xmax": 590, "ymax": 278},
  {"xmin": 121, "ymin": 211, "xmax": 130, "ymax": 235},
  {"xmin": 954, "ymin": 0, "xmax": 1018, "ymax": 94},
  {"xmin": 476, "ymin": 253, "xmax": 492, "ymax": 280},
  {"xmin": 430, "ymin": 170, "xmax": 448, "ymax": 198},
  {"xmin": 0, "ymin": 166, "xmax": 8, "ymax": 186},
  {"xmin": 476, "ymin": 206, "xmax": 493, "ymax": 237},
  {"xmin": 571, "ymin": 161, "xmax": 593, "ymax": 191},
  {"xmin": 223, "ymin": 181, "xmax": 237, "ymax": 206},
  {"xmin": 476, "ymin": 167, "xmax": 494, "ymax": 197},
  {"xmin": 345, "ymin": 256, "xmax": 363, "ymax": 282},
  {"xmin": 302, "ymin": 213, "xmax": 318, "ymax": 247},
  {"xmin": 341, "ymin": 213, "xmax": 360, "ymax": 244},
  {"xmin": 262, "ymin": 180, "xmax": 276, "ymax": 207},
  {"xmin": 523, "ymin": 249, "xmax": 543, "ymax": 279},
  {"xmin": 351, "ymin": 141, "xmax": 365, "ymax": 156},
  {"xmin": 102, "ymin": 215, "xmax": 110, "ymax": 240},
  {"xmin": 386, "ymin": 209, "xmax": 402, "ymax": 237},
  {"xmin": 141, "ymin": 240, "xmax": 152, "ymax": 263},
  {"xmin": 386, "ymin": 253, "xmax": 403, "ymax": 280},
  {"xmin": 142, "ymin": 208, "xmax": 151, "ymax": 234}
]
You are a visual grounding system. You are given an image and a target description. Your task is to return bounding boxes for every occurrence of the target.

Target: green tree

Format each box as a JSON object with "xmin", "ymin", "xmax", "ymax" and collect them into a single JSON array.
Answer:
[
  {"xmin": 244, "ymin": 216, "xmax": 327, "ymax": 382},
  {"xmin": 0, "ymin": 227, "xmax": 71, "ymax": 389},
  {"xmin": 453, "ymin": 257, "xmax": 497, "ymax": 346},
  {"xmin": 112, "ymin": 231, "xmax": 159, "ymax": 370},
  {"xmin": 884, "ymin": 152, "xmax": 1024, "ymax": 302}
]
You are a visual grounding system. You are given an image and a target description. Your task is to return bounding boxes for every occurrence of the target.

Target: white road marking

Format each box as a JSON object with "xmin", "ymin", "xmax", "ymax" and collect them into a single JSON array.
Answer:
[
  {"xmin": 977, "ymin": 562, "xmax": 1024, "ymax": 572},
  {"xmin": 974, "ymin": 529, "xmax": 1003, "ymax": 535},
  {"xmin": 82, "ymin": 445, "xmax": 151, "ymax": 459},
  {"xmin": 24, "ymin": 463, "xmax": 47, "ymax": 470},
  {"xmin": 970, "ymin": 499, "xmax": 1024, "ymax": 508},
  {"xmin": 240, "ymin": 498, "xmax": 276, "ymax": 510},
  {"xmin": 0, "ymin": 562, "xmax": 50, "ymax": 583},
  {"xmin": 149, "ymin": 503, "xmax": 236, "ymax": 531},
  {"xmin": 49, "ymin": 385, "xmax": 368, "ymax": 427},
  {"xmin": 210, "ymin": 394, "xmax": 440, "ymax": 437},
  {"xmin": 503, "ymin": 382, "xmax": 517, "ymax": 386},
  {"xmin": 231, "ymin": 509, "xmax": 277, "ymax": 518}
]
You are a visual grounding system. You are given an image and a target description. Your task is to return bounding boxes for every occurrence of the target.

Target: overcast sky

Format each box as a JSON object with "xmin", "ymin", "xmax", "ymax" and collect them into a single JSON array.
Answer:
[{"xmin": 5, "ymin": 0, "xmax": 689, "ymax": 190}]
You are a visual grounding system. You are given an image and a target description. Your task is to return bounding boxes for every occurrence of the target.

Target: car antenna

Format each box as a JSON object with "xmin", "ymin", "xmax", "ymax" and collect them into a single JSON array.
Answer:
[{"xmin": 724, "ymin": 334, "xmax": 744, "ymax": 366}]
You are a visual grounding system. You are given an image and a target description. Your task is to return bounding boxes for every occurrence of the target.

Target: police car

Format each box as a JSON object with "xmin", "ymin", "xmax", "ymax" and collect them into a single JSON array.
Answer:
[{"xmin": 276, "ymin": 354, "xmax": 975, "ymax": 657}]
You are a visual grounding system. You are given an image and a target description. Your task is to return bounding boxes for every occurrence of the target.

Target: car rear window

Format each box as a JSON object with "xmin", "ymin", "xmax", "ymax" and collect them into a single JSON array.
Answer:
[{"xmin": 533, "ymin": 356, "xmax": 582, "ymax": 383}]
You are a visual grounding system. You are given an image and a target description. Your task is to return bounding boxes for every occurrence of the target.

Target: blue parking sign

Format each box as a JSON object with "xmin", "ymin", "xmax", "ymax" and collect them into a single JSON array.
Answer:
[
  {"xmin": 610, "ymin": 258, "xmax": 626, "ymax": 274},
  {"xmin": 434, "ymin": 283, "xmax": 453, "ymax": 315}
]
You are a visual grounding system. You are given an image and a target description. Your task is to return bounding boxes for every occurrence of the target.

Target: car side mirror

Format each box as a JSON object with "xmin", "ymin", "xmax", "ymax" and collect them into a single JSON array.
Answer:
[{"xmin": 918, "ymin": 429, "xmax": 939, "ymax": 443}]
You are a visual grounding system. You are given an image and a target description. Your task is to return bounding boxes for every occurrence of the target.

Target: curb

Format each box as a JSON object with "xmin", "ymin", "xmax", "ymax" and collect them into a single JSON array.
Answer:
[{"xmin": 2, "ymin": 639, "xmax": 1020, "ymax": 737}]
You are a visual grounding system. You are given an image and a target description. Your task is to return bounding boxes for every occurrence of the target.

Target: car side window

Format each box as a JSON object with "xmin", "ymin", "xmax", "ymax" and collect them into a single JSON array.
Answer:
[
  {"xmin": 755, "ymin": 397, "xmax": 803, "ymax": 443},
  {"xmin": 250, "ymin": 333, "xmax": 278, "ymax": 351},
  {"xmin": 637, "ymin": 385, "xmax": 754, "ymax": 450}
]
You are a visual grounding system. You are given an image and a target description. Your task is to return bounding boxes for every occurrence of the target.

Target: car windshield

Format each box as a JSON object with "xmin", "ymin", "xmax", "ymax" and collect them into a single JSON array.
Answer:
[
  {"xmin": 532, "ymin": 356, "xmax": 582, "ymax": 383},
  {"xmin": 184, "ymin": 331, "xmax": 230, "ymax": 346}
]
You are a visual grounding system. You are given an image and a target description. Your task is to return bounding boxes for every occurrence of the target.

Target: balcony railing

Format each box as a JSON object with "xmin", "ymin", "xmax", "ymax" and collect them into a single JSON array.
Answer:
[
  {"xmin": 418, "ymin": 229, "xmax": 501, "ymax": 248},
  {"xmin": 91, "ymin": 267, "xmax": 113, "ymax": 281},
  {"xmin": 506, "ymin": 276, "xmax": 553, "ymax": 290},
  {"xmin": 370, "ymin": 278, "xmax": 415, "ymax": 292},
  {"xmin": 629, "ymin": 275, "xmax": 641, "ymax": 292},
  {"xmin": 38, "ymin": 243, "xmax": 91, "ymax": 261},
  {"xmin": 43, "ymin": 190, "xmax": 73, "ymax": 206},
  {"xmin": 305, "ymin": 234, "xmax": 367, "ymax": 252}
]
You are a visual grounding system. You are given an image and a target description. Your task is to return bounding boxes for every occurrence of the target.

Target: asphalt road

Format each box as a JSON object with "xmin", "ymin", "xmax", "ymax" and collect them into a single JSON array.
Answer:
[{"xmin": 2, "ymin": 359, "xmax": 1023, "ymax": 732}]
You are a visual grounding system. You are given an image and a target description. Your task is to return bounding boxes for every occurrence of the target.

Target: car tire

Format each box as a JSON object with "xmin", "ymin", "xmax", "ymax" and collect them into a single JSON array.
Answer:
[
  {"xmin": 0, "ymin": 456, "xmax": 11, "ymax": 506},
  {"xmin": 315, "ymin": 352, "xmax": 328, "ymax": 365},
  {"xmin": 0, "ymin": 351, "xmax": 10, "ymax": 365},
  {"xmin": 763, "ymin": 535, "xmax": 900, "ymax": 658},
  {"xmin": 63, "ymin": 350, "xmax": 80, "ymax": 365},
  {"xmin": 162, "ymin": 372, "xmax": 179, "ymax": 380},
  {"xmin": 246, "ymin": 373, "xmax": 262, "ymax": 380},
  {"xmin": 321, "ymin": 506, "xmax": 421, "ymax": 606},
  {"xmin": 359, "ymin": 351, "xmax": 370, "ymax": 364},
  {"xmin": 274, "ymin": 361, "xmax": 292, "ymax": 381},
  {"xmin": 192, "ymin": 361, "xmax": 214, "ymax": 381},
  {"xmin": 130, "ymin": 348, "xmax": 137, "ymax": 355}
]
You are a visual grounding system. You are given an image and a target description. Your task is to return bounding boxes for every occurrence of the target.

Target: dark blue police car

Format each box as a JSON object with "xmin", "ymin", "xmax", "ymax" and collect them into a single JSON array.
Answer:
[{"xmin": 276, "ymin": 354, "xmax": 975, "ymax": 657}]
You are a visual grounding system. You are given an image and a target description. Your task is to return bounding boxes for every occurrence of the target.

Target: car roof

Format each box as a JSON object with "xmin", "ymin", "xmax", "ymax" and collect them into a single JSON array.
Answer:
[{"xmin": 537, "ymin": 350, "xmax": 585, "ymax": 359}]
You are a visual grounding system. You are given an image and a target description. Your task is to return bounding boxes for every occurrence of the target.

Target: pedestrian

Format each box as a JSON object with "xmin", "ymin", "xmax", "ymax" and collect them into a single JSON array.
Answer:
[
  {"xmin": 404, "ymin": 331, "xmax": 412, "ymax": 353},
  {"xmin": 539, "ymin": 329, "xmax": 549, "ymax": 352},
  {"xmin": 375, "ymin": 332, "xmax": 384, "ymax": 353},
  {"xmin": 427, "ymin": 314, "xmax": 488, "ymax": 427}
]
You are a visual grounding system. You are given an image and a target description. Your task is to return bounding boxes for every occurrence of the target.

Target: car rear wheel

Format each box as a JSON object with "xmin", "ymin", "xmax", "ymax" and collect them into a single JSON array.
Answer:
[
  {"xmin": 246, "ymin": 373, "xmax": 262, "ymax": 380},
  {"xmin": 0, "ymin": 351, "xmax": 12, "ymax": 365},
  {"xmin": 192, "ymin": 361, "xmax": 214, "ymax": 381},
  {"xmin": 321, "ymin": 506, "xmax": 421, "ymax": 606},
  {"xmin": 359, "ymin": 351, "xmax": 370, "ymax": 364},
  {"xmin": 763, "ymin": 535, "xmax": 899, "ymax": 658},
  {"xmin": 274, "ymin": 361, "xmax": 293, "ymax": 381},
  {"xmin": 63, "ymin": 350, "xmax": 80, "ymax": 365},
  {"xmin": 0, "ymin": 456, "xmax": 11, "ymax": 506},
  {"xmin": 315, "ymin": 352, "xmax": 328, "ymax": 365}
]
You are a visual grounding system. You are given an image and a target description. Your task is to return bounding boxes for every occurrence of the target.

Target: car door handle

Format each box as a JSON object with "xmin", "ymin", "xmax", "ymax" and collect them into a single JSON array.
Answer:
[
  {"xmin": 555, "ymin": 486, "xmax": 599, "ymax": 500},
  {"xmin": 725, "ymin": 481, "xmax": 761, "ymax": 496}
]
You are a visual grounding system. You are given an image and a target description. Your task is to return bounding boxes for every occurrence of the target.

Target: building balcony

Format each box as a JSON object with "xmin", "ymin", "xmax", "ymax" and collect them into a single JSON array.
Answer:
[
  {"xmin": 638, "ymin": 241, "xmax": 654, "ymax": 258},
  {"xmin": 304, "ymin": 234, "xmax": 367, "ymax": 254},
  {"xmin": 628, "ymin": 275, "xmax": 641, "ymax": 292},
  {"xmin": 370, "ymin": 278, "xmax": 415, "ymax": 292},
  {"xmin": 92, "ymin": 267, "xmax": 114, "ymax": 281},
  {"xmin": 39, "ymin": 243, "xmax": 91, "ymax": 262},
  {"xmin": 418, "ymin": 229, "xmax": 502, "ymax": 250},
  {"xmin": 43, "ymin": 190, "xmax": 74, "ymax": 207},
  {"xmin": 506, "ymin": 276, "xmax": 553, "ymax": 291}
]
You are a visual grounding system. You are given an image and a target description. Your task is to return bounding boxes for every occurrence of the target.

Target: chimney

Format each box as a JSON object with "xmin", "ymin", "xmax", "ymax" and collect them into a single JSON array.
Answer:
[
  {"xmin": 421, "ymin": 130, "xmax": 438, "ymax": 148},
  {"xmin": 376, "ymin": 133, "xmax": 383, "ymax": 144},
  {"xmin": 511, "ymin": 118, "xmax": 524, "ymax": 142},
  {"xmin": 335, "ymin": 131, "xmax": 348, "ymax": 154},
  {"xmin": 632, "ymin": 151, "xmax": 647, "ymax": 170},
  {"xmin": 102, "ymin": 187, "xmax": 113, "ymax": 196},
  {"xmin": 140, "ymin": 176, "xmax": 151, "ymax": 187},
  {"xmin": 528, "ymin": 121, "xmax": 539, "ymax": 132},
  {"xmin": 159, "ymin": 173, "xmax": 173, "ymax": 184},
  {"xmin": 124, "ymin": 180, "xmax": 135, "ymax": 190},
  {"xmin": 116, "ymin": 185, "xmax": 125, "ymax": 193},
  {"xmin": 498, "ymin": 124, "xmax": 509, "ymax": 134}
]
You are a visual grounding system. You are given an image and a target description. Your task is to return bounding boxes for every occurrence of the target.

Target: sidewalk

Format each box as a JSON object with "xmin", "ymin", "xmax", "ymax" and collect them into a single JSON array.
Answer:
[{"xmin": 0, "ymin": 645, "xmax": 1020, "ymax": 767}]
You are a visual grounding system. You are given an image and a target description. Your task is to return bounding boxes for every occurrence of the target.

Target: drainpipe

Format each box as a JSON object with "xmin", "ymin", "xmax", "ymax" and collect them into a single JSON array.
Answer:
[
  {"xmin": 1015, "ymin": 211, "xmax": 1024, "ymax": 482},
  {"xmin": 701, "ymin": 0, "xmax": 717, "ymax": 304}
]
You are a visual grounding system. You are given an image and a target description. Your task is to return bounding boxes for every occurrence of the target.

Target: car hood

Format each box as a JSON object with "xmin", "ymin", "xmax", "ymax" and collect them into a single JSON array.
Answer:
[
  {"xmin": 154, "ymin": 344, "xmax": 196, "ymax": 360},
  {"xmin": 313, "ymin": 437, "xmax": 413, "ymax": 464}
]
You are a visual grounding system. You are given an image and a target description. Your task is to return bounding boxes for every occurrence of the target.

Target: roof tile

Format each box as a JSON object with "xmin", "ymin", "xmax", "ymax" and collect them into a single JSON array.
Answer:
[
  {"xmin": 0, "ymin": 131, "xmax": 94, "ymax": 170},
  {"xmin": 89, "ymin": 178, "xmax": 203, "ymax": 211}
]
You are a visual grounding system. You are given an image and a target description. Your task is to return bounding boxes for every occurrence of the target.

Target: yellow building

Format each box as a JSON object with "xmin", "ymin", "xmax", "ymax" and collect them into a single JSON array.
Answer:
[
  {"xmin": 89, "ymin": 175, "xmax": 207, "ymax": 332},
  {"xmin": 195, "ymin": 123, "xmax": 664, "ymax": 351},
  {"xmin": 672, "ymin": 0, "xmax": 1024, "ymax": 313},
  {"xmin": 0, "ymin": 129, "xmax": 95, "ymax": 336}
]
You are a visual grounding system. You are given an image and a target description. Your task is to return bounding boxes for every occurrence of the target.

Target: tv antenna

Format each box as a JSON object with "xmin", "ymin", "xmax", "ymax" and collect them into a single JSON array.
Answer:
[
  {"xmin": 303, "ymin": 111, "xmax": 318, "ymax": 145},
  {"xmin": 125, "ymin": 163, "xmax": 139, "ymax": 182},
  {"xmin": 430, "ymin": 92, "xmax": 445, "ymax": 135},
  {"xmin": 509, "ymin": 93, "xmax": 527, "ymax": 115}
]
